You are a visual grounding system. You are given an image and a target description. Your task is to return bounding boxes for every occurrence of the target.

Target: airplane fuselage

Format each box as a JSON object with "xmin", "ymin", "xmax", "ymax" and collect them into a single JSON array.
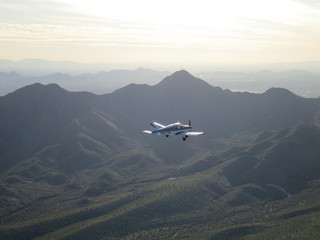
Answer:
[
  {"xmin": 151, "ymin": 122, "xmax": 191, "ymax": 135},
  {"xmin": 143, "ymin": 121, "xmax": 205, "ymax": 141}
]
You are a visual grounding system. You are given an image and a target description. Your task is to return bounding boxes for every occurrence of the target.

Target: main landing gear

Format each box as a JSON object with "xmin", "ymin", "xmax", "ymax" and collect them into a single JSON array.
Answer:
[{"xmin": 182, "ymin": 136, "xmax": 189, "ymax": 141}]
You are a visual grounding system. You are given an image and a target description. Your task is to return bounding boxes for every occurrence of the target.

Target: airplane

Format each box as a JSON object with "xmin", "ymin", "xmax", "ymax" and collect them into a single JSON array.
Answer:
[{"xmin": 143, "ymin": 120, "xmax": 205, "ymax": 141}]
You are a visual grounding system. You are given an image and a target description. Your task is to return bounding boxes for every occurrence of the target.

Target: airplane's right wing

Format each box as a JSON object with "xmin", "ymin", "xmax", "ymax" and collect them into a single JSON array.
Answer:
[{"xmin": 150, "ymin": 122, "xmax": 165, "ymax": 129}]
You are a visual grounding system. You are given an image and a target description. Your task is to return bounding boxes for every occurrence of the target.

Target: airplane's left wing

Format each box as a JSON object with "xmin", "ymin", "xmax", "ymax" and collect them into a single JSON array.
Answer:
[
  {"xmin": 143, "ymin": 130, "xmax": 152, "ymax": 134},
  {"xmin": 185, "ymin": 132, "xmax": 205, "ymax": 136},
  {"xmin": 143, "ymin": 130, "xmax": 163, "ymax": 135}
]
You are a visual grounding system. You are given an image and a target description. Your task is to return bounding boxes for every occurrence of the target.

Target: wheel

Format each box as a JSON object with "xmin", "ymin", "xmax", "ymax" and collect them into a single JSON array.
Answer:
[
  {"xmin": 183, "ymin": 137, "xmax": 186, "ymax": 141},
  {"xmin": 166, "ymin": 135, "xmax": 169, "ymax": 137}
]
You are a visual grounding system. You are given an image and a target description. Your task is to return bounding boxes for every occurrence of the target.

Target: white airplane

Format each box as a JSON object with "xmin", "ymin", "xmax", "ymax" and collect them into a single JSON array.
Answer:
[{"xmin": 143, "ymin": 120, "xmax": 205, "ymax": 141}]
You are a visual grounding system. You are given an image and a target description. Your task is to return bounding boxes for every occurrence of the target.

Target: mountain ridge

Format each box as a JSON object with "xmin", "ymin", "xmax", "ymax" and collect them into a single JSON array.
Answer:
[
  {"xmin": 1, "ymin": 70, "xmax": 320, "ymax": 239},
  {"xmin": 0, "ymin": 68, "xmax": 169, "ymax": 96},
  {"xmin": 223, "ymin": 123, "xmax": 320, "ymax": 194},
  {"xmin": 105, "ymin": 71, "xmax": 320, "ymax": 137}
]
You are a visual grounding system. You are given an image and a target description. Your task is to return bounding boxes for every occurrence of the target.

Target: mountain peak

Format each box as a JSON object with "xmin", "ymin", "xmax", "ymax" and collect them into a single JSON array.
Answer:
[
  {"xmin": 263, "ymin": 87, "xmax": 297, "ymax": 99},
  {"xmin": 171, "ymin": 69, "xmax": 193, "ymax": 77},
  {"xmin": 155, "ymin": 70, "xmax": 211, "ymax": 89},
  {"xmin": 7, "ymin": 83, "xmax": 67, "ymax": 100},
  {"xmin": 167, "ymin": 70, "xmax": 198, "ymax": 80}
]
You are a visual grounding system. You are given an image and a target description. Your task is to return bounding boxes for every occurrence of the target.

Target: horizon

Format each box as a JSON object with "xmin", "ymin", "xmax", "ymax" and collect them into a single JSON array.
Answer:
[
  {"xmin": 2, "ymin": 58, "xmax": 320, "ymax": 74},
  {"xmin": 1, "ymin": 0, "xmax": 320, "ymax": 69},
  {"xmin": 1, "ymin": 64, "xmax": 320, "ymax": 98}
]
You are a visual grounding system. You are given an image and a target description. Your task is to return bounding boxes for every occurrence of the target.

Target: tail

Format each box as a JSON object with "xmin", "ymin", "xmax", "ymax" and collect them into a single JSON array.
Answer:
[{"xmin": 150, "ymin": 122, "xmax": 164, "ymax": 129}]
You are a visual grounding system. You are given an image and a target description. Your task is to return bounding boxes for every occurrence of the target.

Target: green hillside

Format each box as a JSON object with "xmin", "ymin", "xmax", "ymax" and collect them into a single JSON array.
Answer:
[{"xmin": 1, "ymin": 71, "xmax": 320, "ymax": 239}]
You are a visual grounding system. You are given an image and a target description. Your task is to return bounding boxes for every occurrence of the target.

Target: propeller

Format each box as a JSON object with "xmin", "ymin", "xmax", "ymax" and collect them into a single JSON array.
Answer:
[{"xmin": 189, "ymin": 120, "xmax": 191, "ymax": 127}]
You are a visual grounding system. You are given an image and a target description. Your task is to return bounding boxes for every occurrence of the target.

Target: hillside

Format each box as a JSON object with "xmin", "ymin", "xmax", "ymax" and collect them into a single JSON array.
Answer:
[
  {"xmin": 106, "ymin": 70, "xmax": 320, "ymax": 136},
  {"xmin": 1, "ymin": 70, "xmax": 320, "ymax": 239}
]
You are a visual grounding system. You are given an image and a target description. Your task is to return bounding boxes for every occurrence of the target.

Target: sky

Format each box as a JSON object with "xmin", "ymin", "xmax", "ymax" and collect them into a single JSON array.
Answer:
[{"xmin": 1, "ymin": 0, "xmax": 320, "ymax": 70}]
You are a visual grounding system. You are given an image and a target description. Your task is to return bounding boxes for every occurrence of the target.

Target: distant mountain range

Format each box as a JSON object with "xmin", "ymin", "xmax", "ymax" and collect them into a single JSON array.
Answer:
[
  {"xmin": 2, "ymin": 59, "xmax": 320, "ymax": 97},
  {"xmin": 199, "ymin": 70, "xmax": 320, "ymax": 97},
  {"xmin": 0, "ymin": 59, "xmax": 115, "ymax": 75},
  {"xmin": 0, "ymin": 68, "xmax": 169, "ymax": 96},
  {"xmin": 1, "ymin": 70, "xmax": 320, "ymax": 239}
]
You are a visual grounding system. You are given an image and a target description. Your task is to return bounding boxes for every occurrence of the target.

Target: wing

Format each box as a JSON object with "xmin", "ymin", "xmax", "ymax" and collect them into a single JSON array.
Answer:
[
  {"xmin": 143, "ymin": 130, "xmax": 152, "ymax": 134},
  {"xmin": 185, "ymin": 132, "xmax": 205, "ymax": 136},
  {"xmin": 150, "ymin": 122, "xmax": 165, "ymax": 129}
]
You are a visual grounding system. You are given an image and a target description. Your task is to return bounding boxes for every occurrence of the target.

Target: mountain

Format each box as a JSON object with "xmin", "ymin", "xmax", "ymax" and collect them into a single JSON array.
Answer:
[
  {"xmin": 0, "ymin": 71, "xmax": 24, "ymax": 96},
  {"xmin": 0, "ymin": 71, "xmax": 22, "ymax": 80},
  {"xmin": 198, "ymin": 70, "xmax": 320, "ymax": 97},
  {"xmin": 1, "ymin": 70, "xmax": 320, "ymax": 239},
  {"xmin": 106, "ymin": 70, "xmax": 320, "ymax": 136},
  {"xmin": 3, "ymin": 58, "xmax": 320, "ymax": 97},
  {"xmin": 0, "ymin": 83, "xmax": 127, "ymax": 171},
  {"xmin": 0, "ymin": 68, "xmax": 169, "ymax": 96},
  {"xmin": 223, "ymin": 123, "xmax": 320, "ymax": 194}
]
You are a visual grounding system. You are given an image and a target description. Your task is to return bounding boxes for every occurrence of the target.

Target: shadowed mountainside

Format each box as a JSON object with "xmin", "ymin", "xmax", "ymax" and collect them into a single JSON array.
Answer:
[
  {"xmin": 0, "ymin": 83, "xmax": 128, "ymax": 172},
  {"xmin": 223, "ymin": 123, "xmax": 320, "ymax": 194},
  {"xmin": 106, "ymin": 70, "xmax": 320, "ymax": 136},
  {"xmin": 1, "ymin": 70, "xmax": 320, "ymax": 239}
]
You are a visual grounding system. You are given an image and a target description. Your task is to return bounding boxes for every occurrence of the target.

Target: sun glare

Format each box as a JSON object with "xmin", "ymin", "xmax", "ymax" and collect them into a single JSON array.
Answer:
[
  {"xmin": 3, "ymin": 0, "xmax": 316, "ymax": 65},
  {"xmin": 62, "ymin": 0, "xmax": 303, "ymax": 27}
]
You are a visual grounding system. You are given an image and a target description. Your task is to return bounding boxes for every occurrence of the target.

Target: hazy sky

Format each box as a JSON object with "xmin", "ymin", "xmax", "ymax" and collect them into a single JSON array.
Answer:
[{"xmin": 1, "ymin": 0, "xmax": 320, "ymax": 69}]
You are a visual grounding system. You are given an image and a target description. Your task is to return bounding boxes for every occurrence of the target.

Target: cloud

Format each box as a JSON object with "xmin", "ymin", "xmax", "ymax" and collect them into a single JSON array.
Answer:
[
  {"xmin": 292, "ymin": 0, "xmax": 320, "ymax": 8},
  {"xmin": 1, "ymin": 0, "xmax": 320, "ymax": 65},
  {"xmin": 0, "ymin": 0, "xmax": 150, "ymax": 48}
]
